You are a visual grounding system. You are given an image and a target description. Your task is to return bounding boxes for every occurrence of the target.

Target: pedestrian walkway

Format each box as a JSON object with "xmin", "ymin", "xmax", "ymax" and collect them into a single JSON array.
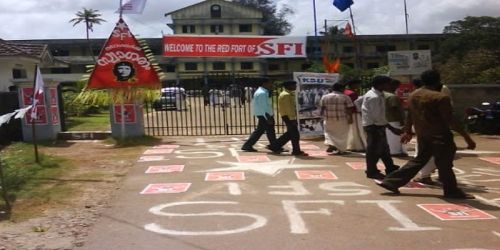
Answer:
[{"xmin": 82, "ymin": 136, "xmax": 500, "ymax": 250}]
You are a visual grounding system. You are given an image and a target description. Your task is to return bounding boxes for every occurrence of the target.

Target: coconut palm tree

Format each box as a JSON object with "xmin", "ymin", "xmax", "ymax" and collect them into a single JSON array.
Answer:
[{"xmin": 69, "ymin": 8, "xmax": 106, "ymax": 63}]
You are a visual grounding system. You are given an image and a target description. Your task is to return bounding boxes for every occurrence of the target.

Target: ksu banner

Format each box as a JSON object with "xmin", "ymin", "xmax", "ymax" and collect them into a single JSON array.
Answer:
[
  {"xmin": 163, "ymin": 35, "xmax": 307, "ymax": 58},
  {"xmin": 388, "ymin": 50, "xmax": 432, "ymax": 76},
  {"xmin": 293, "ymin": 72, "xmax": 340, "ymax": 137}
]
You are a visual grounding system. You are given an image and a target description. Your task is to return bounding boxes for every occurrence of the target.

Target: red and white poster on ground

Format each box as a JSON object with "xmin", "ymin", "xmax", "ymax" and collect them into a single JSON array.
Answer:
[
  {"xmin": 163, "ymin": 35, "xmax": 307, "ymax": 58},
  {"xmin": 346, "ymin": 162, "xmax": 385, "ymax": 170},
  {"xmin": 143, "ymin": 148, "xmax": 174, "ymax": 155},
  {"xmin": 418, "ymin": 204, "xmax": 496, "ymax": 221},
  {"xmin": 479, "ymin": 157, "xmax": 500, "ymax": 165},
  {"xmin": 140, "ymin": 183, "xmax": 191, "ymax": 194},
  {"xmin": 145, "ymin": 165, "xmax": 184, "ymax": 174},
  {"xmin": 205, "ymin": 172, "xmax": 246, "ymax": 181},
  {"xmin": 295, "ymin": 170, "xmax": 337, "ymax": 180},
  {"xmin": 237, "ymin": 155, "xmax": 270, "ymax": 162},
  {"xmin": 113, "ymin": 104, "xmax": 136, "ymax": 123},
  {"xmin": 87, "ymin": 18, "xmax": 161, "ymax": 89}
]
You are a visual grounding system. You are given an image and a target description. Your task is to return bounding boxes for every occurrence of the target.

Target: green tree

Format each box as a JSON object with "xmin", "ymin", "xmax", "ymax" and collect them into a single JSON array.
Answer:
[
  {"xmin": 69, "ymin": 8, "xmax": 106, "ymax": 62},
  {"xmin": 439, "ymin": 16, "xmax": 500, "ymax": 84},
  {"xmin": 235, "ymin": 0, "xmax": 294, "ymax": 35}
]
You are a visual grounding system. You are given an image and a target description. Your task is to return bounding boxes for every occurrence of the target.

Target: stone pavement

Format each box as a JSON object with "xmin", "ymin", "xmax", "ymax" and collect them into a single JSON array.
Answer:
[{"xmin": 82, "ymin": 135, "xmax": 500, "ymax": 250}]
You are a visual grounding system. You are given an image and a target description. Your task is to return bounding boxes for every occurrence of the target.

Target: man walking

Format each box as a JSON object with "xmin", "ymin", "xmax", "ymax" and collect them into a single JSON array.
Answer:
[
  {"xmin": 320, "ymin": 82, "xmax": 354, "ymax": 155},
  {"xmin": 385, "ymin": 79, "xmax": 407, "ymax": 156},
  {"xmin": 377, "ymin": 70, "xmax": 476, "ymax": 199},
  {"xmin": 361, "ymin": 76, "xmax": 400, "ymax": 179},
  {"xmin": 345, "ymin": 79, "xmax": 366, "ymax": 152},
  {"xmin": 241, "ymin": 78, "xmax": 279, "ymax": 152},
  {"xmin": 272, "ymin": 81, "xmax": 308, "ymax": 156}
]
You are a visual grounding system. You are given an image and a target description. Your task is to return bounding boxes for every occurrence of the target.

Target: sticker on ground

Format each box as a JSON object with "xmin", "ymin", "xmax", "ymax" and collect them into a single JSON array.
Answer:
[
  {"xmin": 153, "ymin": 144, "xmax": 180, "ymax": 149},
  {"xmin": 138, "ymin": 156, "xmax": 167, "ymax": 162},
  {"xmin": 418, "ymin": 204, "xmax": 497, "ymax": 221},
  {"xmin": 479, "ymin": 157, "xmax": 500, "ymax": 165},
  {"xmin": 304, "ymin": 151, "xmax": 328, "ymax": 157},
  {"xmin": 145, "ymin": 165, "xmax": 185, "ymax": 174},
  {"xmin": 237, "ymin": 155, "xmax": 270, "ymax": 162},
  {"xmin": 295, "ymin": 170, "xmax": 337, "ymax": 180},
  {"xmin": 143, "ymin": 149, "xmax": 175, "ymax": 155},
  {"xmin": 140, "ymin": 183, "xmax": 191, "ymax": 194},
  {"xmin": 346, "ymin": 162, "xmax": 385, "ymax": 170},
  {"xmin": 205, "ymin": 172, "xmax": 246, "ymax": 181}
]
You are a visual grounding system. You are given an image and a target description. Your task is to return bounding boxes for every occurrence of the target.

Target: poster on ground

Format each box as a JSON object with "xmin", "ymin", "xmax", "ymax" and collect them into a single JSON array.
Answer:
[
  {"xmin": 293, "ymin": 72, "xmax": 340, "ymax": 137},
  {"xmin": 388, "ymin": 50, "xmax": 431, "ymax": 76}
]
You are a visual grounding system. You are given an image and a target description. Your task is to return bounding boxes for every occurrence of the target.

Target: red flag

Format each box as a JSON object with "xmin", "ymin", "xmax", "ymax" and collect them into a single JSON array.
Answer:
[
  {"xmin": 87, "ymin": 18, "xmax": 160, "ymax": 89},
  {"xmin": 343, "ymin": 22, "xmax": 354, "ymax": 38},
  {"xmin": 322, "ymin": 56, "xmax": 341, "ymax": 73}
]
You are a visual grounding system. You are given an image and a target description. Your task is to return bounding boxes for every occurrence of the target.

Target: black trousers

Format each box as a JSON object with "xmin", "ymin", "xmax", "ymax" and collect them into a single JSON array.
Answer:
[
  {"xmin": 383, "ymin": 132, "xmax": 460, "ymax": 195},
  {"xmin": 364, "ymin": 125, "xmax": 397, "ymax": 175},
  {"xmin": 242, "ymin": 116, "xmax": 277, "ymax": 148},
  {"xmin": 275, "ymin": 118, "xmax": 300, "ymax": 153}
]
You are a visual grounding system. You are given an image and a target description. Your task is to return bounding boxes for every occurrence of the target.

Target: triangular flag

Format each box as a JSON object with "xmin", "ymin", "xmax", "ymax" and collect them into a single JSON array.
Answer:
[
  {"xmin": 333, "ymin": 0, "xmax": 354, "ymax": 12},
  {"xmin": 87, "ymin": 18, "xmax": 160, "ymax": 89},
  {"xmin": 31, "ymin": 66, "xmax": 45, "ymax": 121},
  {"xmin": 116, "ymin": 0, "xmax": 147, "ymax": 14},
  {"xmin": 343, "ymin": 22, "xmax": 354, "ymax": 38}
]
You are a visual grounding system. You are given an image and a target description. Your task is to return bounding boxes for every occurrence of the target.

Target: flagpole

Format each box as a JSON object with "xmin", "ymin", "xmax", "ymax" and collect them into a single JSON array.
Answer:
[
  {"xmin": 348, "ymin": 7, "xmax": 362, "ymax": 70},
  {"xmin": 119, "ymin": 0, "xmax": 123, "ymax": 19},
  {"xmin": 404, "ymin": 0, "xmax": 409, "ymax": 35},
  {"xmin": 31, "ymin": 65, "xmax": 40, "ymax": 164}
]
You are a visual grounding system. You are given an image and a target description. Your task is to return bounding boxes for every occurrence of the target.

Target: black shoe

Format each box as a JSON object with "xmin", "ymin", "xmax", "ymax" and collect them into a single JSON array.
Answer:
[
  {"xmin": 266, "ymin": 145, "xmax": 288, "ymax": 153},
  {"xmin": 326, "ymin": 145, "xmax": 337, "ymax": 153},
  {"xmin": 366, "ymin": 172, "xmax": 386, "ymax": 180},
  {"xmin": 414, "ymin": 177, "xmax": 437, "ymax": 185},
  {"xmin": 292, "ymin": 151, "xmax": 309, "ymax": 156},
  {"xmin": 385, "ymin": 165, "xmax": 400, "ymax": 175},
  {"xmin": 241, "ymin": 147, "xmax": 257, "ymax": 152},
  {"xmin": 375, "ymin": 181, "xmax": 401, "ymax": 194},
  {"xmin": 444, "ymin": 190, "xmax": 475, "ymax": 199}
]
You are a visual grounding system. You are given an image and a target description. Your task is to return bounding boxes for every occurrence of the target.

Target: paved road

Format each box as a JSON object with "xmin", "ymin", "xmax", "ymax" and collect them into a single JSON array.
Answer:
[{"xmin": 82, "ymin": 135, "xmax": 500, "ymax": 250}]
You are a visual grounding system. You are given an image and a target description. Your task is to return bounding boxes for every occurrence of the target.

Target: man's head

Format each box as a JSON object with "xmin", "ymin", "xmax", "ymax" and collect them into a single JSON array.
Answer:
[
  {"xmin": 260, "ymin": 78, "xmax": 273, "ymax": 90},
  {"xmin": 371, "ymin": 75, "xmax": 391, "ymax": 91},
  {"xmin": 420, "ymin": 69, "xmax": 442, "ymax": 90},
  {"xmin": 282, "ymin": 80, "xmax": 297, "ymax": 91},
  {"xmin": 345, "ymin": 79, "xmax": 362, "ymax": 91},
  {"xmin": 388, "ymin": 78, "xmax": 401, "ymax": 93},
  {"xmin": 113, "ymin": 61, "xmax": 135, "ymax": 81},
  {"xmin": 332, "ymin": 82, "xmax": 345, "ymax": 92},
  {"xmin": 411, "ymin": 79, "xmax": 423, "ymax": 88}
]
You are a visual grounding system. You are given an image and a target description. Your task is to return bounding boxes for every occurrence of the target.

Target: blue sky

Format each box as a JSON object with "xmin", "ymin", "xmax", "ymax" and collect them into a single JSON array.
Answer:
[{"xmin": 0, "ymin": 0, "xmax": 498, "ymax": 40}]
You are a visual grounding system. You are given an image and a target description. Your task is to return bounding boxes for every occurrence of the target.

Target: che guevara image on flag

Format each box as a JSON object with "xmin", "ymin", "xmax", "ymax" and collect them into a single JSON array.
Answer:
[{"xmin": 87, "ymin": 18, "xmax": 160, "ymax": 89}]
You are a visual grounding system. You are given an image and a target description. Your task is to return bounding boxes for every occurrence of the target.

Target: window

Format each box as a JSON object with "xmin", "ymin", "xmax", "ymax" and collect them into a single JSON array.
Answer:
[
  {"xmin": 375, "ymin": 45, "xmax": 396, "ymax": 53},
  {"xmin": 367, "ymin": 62, "xmax": 379, "ymax": 69},
  {"xmin": 50, "ymin": 68, "xmax": 71, "ymax": 74},
  {"xmin": 182, "ymin": 25, "xmax": 196, "ymax": 34},
  {"xmin": 185, "ymin": 62, "xmax": 198, "ymax": 71},
  {"xmin": 210, "ymin": 25, "xmax": 224, "ymax": 34},
  {"xmin": 51, "ymin": 48, "xmax": 69, "ymax": 56},
  {"xmin": 12, "ymin": 68, "xmax": 27, "ymax": 79},
  {"xmin": 211, "ymin": 4, "xmax": 221, "ymax": 18},
  {"xmin": 164, "ymin": 64, "xmax": 176, "ymax": 73},
  {"xmin": 343, "ymin": 46, "xmax": 355, "ymax": 53},
  {"xmin": 213, "ymin": 62, "xmax": 226, "ymax": 70},
  {"xmin": 417, "ymin": 44, "xmax": 430, "ymax": 50},
  {"xmin": 239, "ymin": 24, "xmax": 252, "ymax": 33},
  {"xmin": 268, "ymin": 64, "xmax": 280, "ymax": 71},
  {"xmin": 240, "ymin": 62, "xmax": 254, "ymax": 70}
]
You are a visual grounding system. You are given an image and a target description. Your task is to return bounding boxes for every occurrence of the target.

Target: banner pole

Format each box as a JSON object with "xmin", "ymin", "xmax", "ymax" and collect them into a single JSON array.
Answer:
[
  {"xmin": 31, "ymin": 65, "xmax": 40, "ymax": 164},
  {"xmin": 119, "ymin": 0, "xmax": 123, "ymax": 19}
]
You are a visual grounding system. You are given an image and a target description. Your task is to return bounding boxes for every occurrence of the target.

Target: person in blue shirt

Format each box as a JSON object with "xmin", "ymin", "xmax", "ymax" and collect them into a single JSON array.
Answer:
[{"xmin": 241, "ymin": 78, "xmax": 280, "ymax": 152}]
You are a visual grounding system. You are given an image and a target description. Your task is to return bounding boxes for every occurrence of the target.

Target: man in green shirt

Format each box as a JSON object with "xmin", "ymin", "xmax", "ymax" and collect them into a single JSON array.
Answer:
[{"xmin": 272, "ymin": 81, "xmax": 308, "ymax": 156}]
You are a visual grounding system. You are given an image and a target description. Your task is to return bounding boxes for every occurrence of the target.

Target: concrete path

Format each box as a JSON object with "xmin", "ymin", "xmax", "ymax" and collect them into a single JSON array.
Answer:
[{"xmin": 82, "ymin": 135, "xmax": 500, "ymax": 250}]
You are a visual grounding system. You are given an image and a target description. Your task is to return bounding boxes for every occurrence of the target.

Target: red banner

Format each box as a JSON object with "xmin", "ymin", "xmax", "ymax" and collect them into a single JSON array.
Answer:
[
  {"xmin": 163, "ymin": 35, "xmax": 307, "ymax": 58},
  {"xmin": 87, "ymin": 18, "xmax": 161, "ymax": 89}
]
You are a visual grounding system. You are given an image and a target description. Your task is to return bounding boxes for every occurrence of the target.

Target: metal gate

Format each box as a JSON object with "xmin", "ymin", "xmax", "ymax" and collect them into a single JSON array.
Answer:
[{"xmin": 144, "ymin": 75, "xmax": 286, "ymax": 136}]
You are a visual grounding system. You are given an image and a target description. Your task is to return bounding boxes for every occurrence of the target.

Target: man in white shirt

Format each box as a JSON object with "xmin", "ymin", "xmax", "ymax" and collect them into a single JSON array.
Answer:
[{"xmin": 361, "ymin": 76, "xmax": 400, "ymax": 179}]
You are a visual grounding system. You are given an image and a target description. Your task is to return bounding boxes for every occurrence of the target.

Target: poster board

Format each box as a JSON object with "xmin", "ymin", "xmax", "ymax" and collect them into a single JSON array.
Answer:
[{"xmin": 388, "ymin": 50, "xmax": 432, "ymax": 76}]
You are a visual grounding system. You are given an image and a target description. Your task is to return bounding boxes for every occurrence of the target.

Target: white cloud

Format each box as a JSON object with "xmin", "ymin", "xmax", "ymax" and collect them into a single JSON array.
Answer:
[{"xmin": 0, "ymin": 0, "xmax": 498, "ymax": 40}]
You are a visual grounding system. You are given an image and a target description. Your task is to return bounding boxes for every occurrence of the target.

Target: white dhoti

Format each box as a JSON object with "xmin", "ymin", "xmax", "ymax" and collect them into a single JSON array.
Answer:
[
  {"xmin": 324, "ymin": 119, "xmax": 350, "ymax": 152},
  {"xmin": 386, "ymin": 121, "xmax": 407, "ymax": 155},
  {"xmin": 347, "ymin": 113, "xmax": 366, "ymax": 151}
]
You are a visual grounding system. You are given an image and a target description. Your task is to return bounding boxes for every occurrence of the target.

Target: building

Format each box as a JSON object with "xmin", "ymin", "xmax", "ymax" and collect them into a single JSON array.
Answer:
[{"xmin": 8, "ymin": 0, "xmax": 444, "ymax": 88}]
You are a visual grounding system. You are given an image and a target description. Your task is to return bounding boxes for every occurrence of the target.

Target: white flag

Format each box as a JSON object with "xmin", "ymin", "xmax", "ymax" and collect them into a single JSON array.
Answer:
[
  {"xmin": 116, "ymin": 0, "xmax": 147, "ymax": 14},
  {"xmin": 30, "ymin": 66, "xmax": 45, "ymax": 122}
]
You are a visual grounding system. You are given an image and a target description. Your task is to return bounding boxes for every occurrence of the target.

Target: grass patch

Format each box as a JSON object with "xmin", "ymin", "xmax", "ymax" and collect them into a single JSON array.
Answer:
[
  {"xmin": 66, "ymin": 112, "xmax": 110, "ymax": 131},
  {"xmin": 0, "ymin": 143, "xmax": 74, "ymax": 221}
]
